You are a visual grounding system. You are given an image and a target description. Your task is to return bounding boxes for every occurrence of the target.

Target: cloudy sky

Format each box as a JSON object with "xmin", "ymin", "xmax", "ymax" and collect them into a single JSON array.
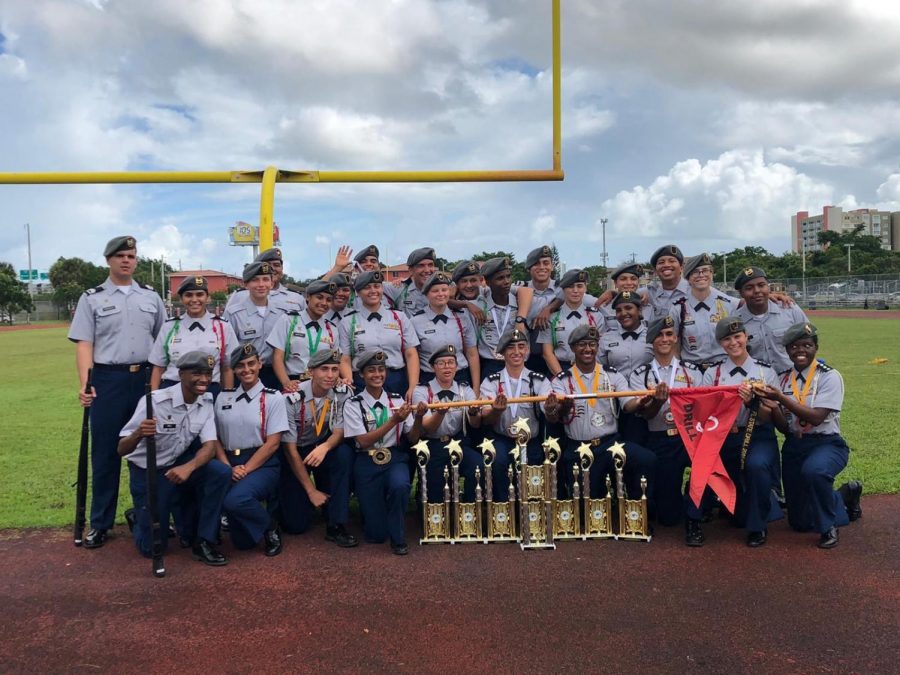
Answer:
[{"xmin": 2, "ymin": 0, "xmax": 900, "ymax": 280}]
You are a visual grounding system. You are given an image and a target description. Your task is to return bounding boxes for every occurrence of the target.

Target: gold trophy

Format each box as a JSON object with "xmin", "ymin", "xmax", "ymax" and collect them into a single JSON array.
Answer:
[
  {"xmin": 578, "ymin": 443, "xmax": 615, "ymax": 540},
  {"xmin": 479, "ymin": 438, "xmax": 517, "ymax": 542},
  {"xmin": 515, "ymin": 418, "xmax": 555, "ymax": 551},
  {"xmin": 446, "ymin": 439, "xmax": 484, "ymax": 543},
  {"xmin": 609, "ymin": 442, "xmax": 652, "ymax": 542},
  {"xmin": 415, "ymin": 440, "xmax": 453, "ymax": 544},
  {"xmin": 549, "ymin": 438, "xmax": 580, "ymax": 540}
]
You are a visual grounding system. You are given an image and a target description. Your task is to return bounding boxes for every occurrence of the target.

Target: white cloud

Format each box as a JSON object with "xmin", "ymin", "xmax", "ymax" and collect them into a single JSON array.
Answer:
[
  {"xmin": 314, "ymin": 235, "xmax": 330, "ymax": 245},
  {"xmin": 875, "ymin": 173, "xmax": 900, "ymax": 209},
  {"xmin": 530, "ymin": 211, "xmax": 556, "ymax": 240}
]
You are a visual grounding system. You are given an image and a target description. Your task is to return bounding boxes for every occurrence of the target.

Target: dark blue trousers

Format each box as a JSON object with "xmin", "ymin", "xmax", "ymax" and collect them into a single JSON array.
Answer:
[
  {"xmin": 686, "ymin": 426, "xmax": 783, "ymax": 532},
  {"xmin": 223, "ymin": 455, "xmax": 280, "ymax": 550},
  {"xmin": 127, "ymin": 454, "xmax": 230, "ymax": 557},
  {"xmin": 782, "ymin": 434, "xmax": 850, "ymax": 534},
  {"xmin": 644, "ymin": 431, "xmax": 689, "ymax": 526},
  {"xmin": 422, "ymin": 437, "xmax": 484, "ymax": 503},
  {"xmin": 90, "ymin": 366, "xmax": 148, "ymax": 530},
  {"xmin": 560, "ymin": 437, "xmax": 657, "ymax": 503},
  {"xmin": 278, "ymin": 443, "xmax": 354, "ymax": 533},
  {"xmin": 487, "ymin": 435, "xmax": 545, "ymax": 500},
  {"xmin": 619, "ymin": 411, "xmax": 649, "ymax": 446},
  {"xmin": 354, "ymin": 448, "xmax": 411, "ymax": 546}
]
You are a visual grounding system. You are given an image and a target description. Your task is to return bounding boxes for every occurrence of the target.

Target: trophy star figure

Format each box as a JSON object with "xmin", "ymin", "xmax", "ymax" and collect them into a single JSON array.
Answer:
[
  {"xmin": 542, "ymin": 436, "xmax": 561, "ymax": 464},
  {"xmin": 445, "ymin": 438, "xmax": 463, "ymax": 465},
  {"xmin": 478, "ymin": 438, "xmax": 496, "ymax": 454},
  {"xmin": 413, "ymin": 439, "xmax": 431, "ymax": 465},
  {"xmin": 607, "ymin": 441, "xmax": 627, "ymax": 462},
  {"xmin": 509, "ymin": 417, "xmax": 532, "ymax": 440}
]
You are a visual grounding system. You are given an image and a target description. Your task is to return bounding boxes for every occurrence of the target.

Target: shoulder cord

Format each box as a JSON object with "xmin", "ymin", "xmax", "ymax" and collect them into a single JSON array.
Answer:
[
  {"xmin": 284, "ymin": 314, "xmax": 300, "ymax": 359},
  {"xmin": 475, "ymin": 297, "xmax": 488, "ymax": 342},
  {"xmin": 550, "ymin": 309, "xmax": 562, "ymax": 351},
  {"xmin": 453, "ymin": 312, "xmax": 466, "ymax": 348},
  {"xmin": 162, "ymin": 319, "xmax": 180, "ymax": 363},
  {"xmin": 349, "ymin": 313, "xmax": 358, "ymax": 359},
  {"xmin": 211, "ymin": 320, "xmax": 225, "ymax": 366},
  {"xmin": 389, "ymin": 309, "xmax": 406, "ymax": 352},
  {"xmin": 259, "ymin": 391, "xmax": 267, "ymax": 444}
]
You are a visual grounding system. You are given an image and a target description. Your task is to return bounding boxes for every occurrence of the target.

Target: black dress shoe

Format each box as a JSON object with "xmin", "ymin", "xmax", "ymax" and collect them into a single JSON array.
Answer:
[
  {"xmin": 124, "ymin": 509, "xmax": 136, "ymax": 533},
  {"xmin": 391, "ymin": 542, "xmax": 409, "ymax": 556},
  {"xmin": 84, "ymin": 528, "xmax": 108, "ymax": 549},
  {"xmin": 839, "ymin": 481, "xmax": 863, "ymax": 521},
  {"xmin": 264, "ymin": 528, "xmax": 283, "ymax": 557},
  {"xmin": 685, "ymin": 519, "xmax": 705, "ymax": 547},
  {"xmin": 746, "ymin": 530, "xmax": 767, "ymax": 547},
  {"xmin": 326, "ymin": 525, "xmax": 359, "ymax": 548},
  {"xmin": 818, "ymin": 526, "xmax": 839, "ymax": 549},
  {"xmin": 192, "ymin": 539, "xmax": 227, "ymax": 566}
]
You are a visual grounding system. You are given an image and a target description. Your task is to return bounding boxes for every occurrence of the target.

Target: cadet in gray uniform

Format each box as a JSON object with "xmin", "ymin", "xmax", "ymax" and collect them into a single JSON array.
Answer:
[
  {"xmin": 215, "ymin": 344, "xmax": 289, "ymax": 556},
  {"xmin": 732, "ymin": 266, "xmax": 809, "ymax": 374},
  {"xmin": 225, "ymin": 247, "xmax": 306, "ymax": 315},
  {"xmin": 669, "ymin": 253, "xmax": 739, "ymax": 371},
  {"xmin": 598, "ymin": 291, "xmax": 654, "ymax": 376},
  {"xmin": 598, "ymin": 262, "xmax": 652, "ymax": 332},
  {"xmin": 117, "ymin": 351, "xmax": 231, "ymax": 566},
  {"xmin": 411, "ymin": 272, "xmax": 480, "ymax": 391},
  {"xmin": 267, "ymin": 279, "xmax": 338, "ymax": 392},
  {"xmin": 69, "ymin": 235, "xmax": 168, "ymax": 549},
  {"xmin": 279, "ymin": 349, "xmax": 358, "ymax": 547},
  {"xmin": 473, "ymin": 257, "xmax": 520, "ymax": 379},
  {"xmin": 538, "ymin": 268, "xmax": 602, "ymax": 377},
  {"xmin": 387, "ymin": 247, "xmax": 436, "ymax": 316},
  {"xmin": 150, "ymin": 275, "xmax": 239, "ymax": 395},
  {"xmin": 222, "ymin": 261, "xmax": 284, "ymax": 389},
  {"xmin": 325, "ymin": 273, "xmax": 352, "ymax": 324},
  {"xmin": 757, "ymin": 322, "xmax": 862, "ymax": 549},
  {"xmin": 338, "ymin": 270, "xmax": 420, "ymax": 398},
  {"xmin": 545, "ymin": 325, "xmax": 656, "ymax": 501},
  {"xmin": 645, "ymin": 245, "xmax": 691, "ymax": 321}
]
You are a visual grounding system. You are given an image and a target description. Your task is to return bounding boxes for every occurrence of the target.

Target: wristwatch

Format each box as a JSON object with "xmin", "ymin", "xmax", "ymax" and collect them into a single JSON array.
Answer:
[{"xmin": 514, "ymin": 316, "xmax": 527, "ymax": 324}]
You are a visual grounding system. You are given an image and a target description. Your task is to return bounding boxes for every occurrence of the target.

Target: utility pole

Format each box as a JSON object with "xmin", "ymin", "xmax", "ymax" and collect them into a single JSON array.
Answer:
[
  {"xmin": 599, "ymin": 217, "xmax": 608, "ymax": 269},
  {"xmin": 721, "ymin": 253, "xmax": 728, "ymax": 286},
  {"xmin": 629, "ymin": 252, "xmax": 637, "ymax": 263},
  {"xmin": 844, "ymin": 244, "xmax": 854, "ymax": 273},
  {"xmin": 24, "ymin": 223, "xmax": 32, "ymax": 324}
]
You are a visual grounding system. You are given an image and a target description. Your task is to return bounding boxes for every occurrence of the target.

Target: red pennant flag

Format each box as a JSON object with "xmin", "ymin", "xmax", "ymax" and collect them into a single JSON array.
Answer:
[{"xmin": 668, "ymin": 386, "xmax": 743, "ymax": 513}]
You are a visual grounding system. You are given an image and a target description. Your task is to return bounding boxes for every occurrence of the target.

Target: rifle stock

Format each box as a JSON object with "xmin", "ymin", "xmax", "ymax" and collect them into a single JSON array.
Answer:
[
  {"xmin": 145, "ymin": 375, "xmax": 166, "ymax": 578},
  {"xmin": 73, "ymin": 369, "xmax": 92, "ymax": 546}
]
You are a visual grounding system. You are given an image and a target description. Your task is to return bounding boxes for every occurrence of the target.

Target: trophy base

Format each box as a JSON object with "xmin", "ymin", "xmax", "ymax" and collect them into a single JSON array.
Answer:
[
  {"xmin": 419, "ymin": 536, "xmax": 454, "ymax": 545},
  {"xmin": 520, "ymin": 541, "xmax": 556, "ymax": 551},
  {"xmin": 615, "ymin": 534, "xmax": 652, "ymax": 542}
]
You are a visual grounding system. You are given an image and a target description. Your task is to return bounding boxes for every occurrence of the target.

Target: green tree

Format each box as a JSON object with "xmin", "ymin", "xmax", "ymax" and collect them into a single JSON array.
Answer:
[
  {"xmin": 582, "ymin": 264, "xmax": 609, "ymax": 297},
  {"xmin": 48, "ymin": 256, "xmax": 107, "ymax": 311},
  {"xmin": 0, "ymin": 262, "xmax": 34, "ymax": 323},
  {"xmin": 134, "ymin": 257, "xmax": 175, "ymax": 298}
]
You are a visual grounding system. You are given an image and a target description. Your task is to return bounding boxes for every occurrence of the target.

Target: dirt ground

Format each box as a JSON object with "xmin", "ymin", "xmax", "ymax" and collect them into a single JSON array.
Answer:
[{"xmin": 1, "ymin": 495, "xmax": 897, "ymax": 674}]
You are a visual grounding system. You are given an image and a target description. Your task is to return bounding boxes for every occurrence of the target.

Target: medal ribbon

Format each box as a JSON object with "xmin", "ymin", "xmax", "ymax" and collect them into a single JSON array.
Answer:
[
  {"xmin": 313, "ymin": 398, "xmax": 331, "ymax": 438},
  {"xmin": 572, "ymin": 365, "xmax": 601, "ymax": 407},
  {"xmin": 650, "ymin": 358, "xmax": 678, "ymax": 390},
  {"xmin": 501, "ymin": 370, "xmax": 524, "ymax": 416},
  {"xmin": 491, "ymin": 304, "xmax": 512, "ymax": 343},
  {"xmin": 307, "ymin": 323, "xmax": 324, "ymax": 356},
  {"xmin": 790, "ymin": 360, "xmax": 818, "ymax": 405}
]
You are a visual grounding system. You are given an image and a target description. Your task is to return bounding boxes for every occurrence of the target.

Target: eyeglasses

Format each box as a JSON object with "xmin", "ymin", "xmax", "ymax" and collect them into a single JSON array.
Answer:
[{"xmin": 690, "ymin": 266, "xmax": 713, "ymax": 277}]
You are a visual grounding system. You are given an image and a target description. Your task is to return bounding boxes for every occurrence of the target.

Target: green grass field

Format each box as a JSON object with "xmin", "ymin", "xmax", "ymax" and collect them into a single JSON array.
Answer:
[{"xmin": 0, "ymin": 319, "xmax": 897, "ymax": 529}]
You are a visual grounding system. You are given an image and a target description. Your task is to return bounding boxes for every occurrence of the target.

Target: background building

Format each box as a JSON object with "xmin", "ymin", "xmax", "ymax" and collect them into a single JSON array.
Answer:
[
  {"xmin": 792, "ymin": 207, "xmax": 899, "ymax": 253},
  {"xmin": 168, "ymin": 269, "xmax": 244, "ymax": 297}
]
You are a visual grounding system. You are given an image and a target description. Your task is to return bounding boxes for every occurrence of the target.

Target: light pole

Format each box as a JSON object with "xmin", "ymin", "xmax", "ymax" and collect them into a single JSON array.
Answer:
[
  {"xmin": 844, "ymin": 244, "xmax": 854, "ymax": 273},
  {"xmin": 721, "ymin": 253, "xmax": 728, "ymax": 286},
  {"xmin": 599, "ymin": 218, "xmax": 608, "ymax": 271},
  {"xmin": 24, "ymin": 223, "xmax": 32, "ymax": 324},
  {"xmin": 801, "ymin": 238, "xmax": 807, "ymax": 304}
]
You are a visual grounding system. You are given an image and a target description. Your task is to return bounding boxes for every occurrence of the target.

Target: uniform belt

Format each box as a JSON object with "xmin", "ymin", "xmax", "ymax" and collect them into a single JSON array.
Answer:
[
  {"xmin": 573, "ymin": 436, "xmax": 611, "ymax": 447},
  {"xmin": 666, "ymin": 428, "xmax": 679, "ymax": 436},
  {"xmin": 289, "ymin": 372, "xmax": 311, "ymax": 382},
  {"xmin": 93, "ymin": 362, "xmax": 149, "ymax": 373},
  {"xmin": 430, "ymin": 433, "xmax": 463, "ymax": 443},
  {"xmin": 226, "ymin": 446, "xmax": 260, "ymax": 457}
]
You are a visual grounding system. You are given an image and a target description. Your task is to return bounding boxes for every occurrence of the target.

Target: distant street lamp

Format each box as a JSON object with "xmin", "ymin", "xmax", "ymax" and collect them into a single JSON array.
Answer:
[{"xmin": 844, "ymin": 243, "xmax": 854, "ymax": 273}]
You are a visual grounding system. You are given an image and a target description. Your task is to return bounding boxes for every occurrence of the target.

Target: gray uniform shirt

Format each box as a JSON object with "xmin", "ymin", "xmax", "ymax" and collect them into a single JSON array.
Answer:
[
  {"xmin": 411, "ymin": 307, "xmax": 477, "ymax": 373},
  {"xmin": 518, "ymin": 281, "xmax": 597, "ymax": 356},
  {"xmin": 701, "ymin": 356, "xmax": 778, "ymax": 427},
  {"xmin": 598, "ymin": 325, "xmax": 654, "ymax": 377},
  {"xmin": 68, "ymin": 279, "xmax": 167, "ymax": 364},
  {"xmin": 537, "ymin": 305, "xmax": 602, "ymax": 363},
  {"xmin": 225, "ymin": 284, "xmax": 306, "ymax": 314},
  {"xmin": 119, "ymin": 386, "xmax": 217, "ymax": 469},
  {"xmin": 475, "ymin": 292, "xmax": 519, "ymax": 360},
  {"xmin": 222, "ymin": 295, "xmax": 285, "ymax": 365},
  {"xmin": 265, "ymin": 310, "xmax": 337, "ymax": 376},
  {"xmin": 668, "ymin": 289, "xmax": 740, "ymax": 363},
  {"xmin": 479, "ymin": 368, "xmax": 550, "ymax": 438},
  {"xmin": 733, "ymin": 301, "xmax": 809, "ymax": 374},
  {"xmin": 598, "ymin": 300, "xmax": 653, "ymax": 333},
  {"xmin": 551, "ymin": 365, "xmax": 632, "ymax": 440},
  {"xmin": 339, "ymin": 307, "xmax": 419, "ymax": 370},
  {"xmin": 646, "ymin": 278, "xmax": 691, "ymax": 322},
  {"xmin": 215, "ymin": 381, "xmax": 288, "ymax": 450},
  {"xmin": 412, "ymin": 380, "xmax": 477, "ymax": 438},
  {"xmin": 628, "ymin": 359, "xmax": 701, "ymax": 432},
  {"xmin": 343, "ymin": 390, "xmax": 414, "ymax": 449},
  {"xmin": 149, "ymin": 313, "xmax": 239, "ymax": 383},
  {"xmin": 387, "ymin": 280, "xmax": 428, "ymax": 317},
  {"xmin": 283, "ymin": 381, "xmax": 350, "ymax": 447},
  {"xmin": 777, "ymin": 363, "xmax": 843, "ymax": 436}
]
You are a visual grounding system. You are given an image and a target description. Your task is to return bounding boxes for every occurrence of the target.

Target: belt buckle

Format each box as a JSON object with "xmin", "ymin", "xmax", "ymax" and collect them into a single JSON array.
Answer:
[
  {"xmin": 589, "ymin": 438, "xmax": 601, "ymax": 447},
  {"xmin": 129, "ymin": 364, "xmax": 142, "ymax": 373},
  {"xmin": 233, "ymin": 448, "xmax": 241, "ymax": 456},
  {"xmin": 371, "ymin": 447, "xmax": 391, "ymax": 465},
  {"xmin": 439, "ymin": 435, "xmax": 450, "ymax": 443},
  {"xmin": 666, "ymin": 428, "xmax": 678, "ymax": 437}
]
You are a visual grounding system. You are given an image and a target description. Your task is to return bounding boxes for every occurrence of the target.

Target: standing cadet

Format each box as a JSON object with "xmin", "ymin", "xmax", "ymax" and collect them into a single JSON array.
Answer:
[
  {"xmin": 757, "ymin": 322, "xmax": 862, "ymax": 548},
  {"xmin": 149, "ymin": 275, "xmax": 239, "ymax": 395},
  {"xmin": 117, "ymin": 352, "xmax": 231, "ymax": 565},
  {"xmin": 279, "ymin": 349, "xmax": 358, "ymax": 547},
  {"xmin": 538, "ymin": 268, "xmax": 601, "ymax": 377},
  {"xmin": 624, "ymin": 317, "xmax": 701, "ymax": 526},
  {"xmin": 354, "ymin": 245, "xmax": 381, "ymax": 272},
  {"xmin": 267, "ymin": 279, "xmax": 338, "ymax": 392},
  {"xmin": 545, "ymin": 325, "xmax": 656, "ymax": 501},
  {"xmin": 338, "ymin": 270, "xmax": 420, "ymax": 398},
  {"xmin": 645, "ymin": 245, "xmax": 691, "ymax": 321},
  {"xmin": 69, "ymin": 235, "xmax": 168, "ymax": 549},
  {"xmin": 412, "ymin": 345, "xmax": 484, "ymax": 503},
  {"xmin": 473, "ymin": 257, "xmax": 521, "ymax": 379},
  {"xmin": 225, "ymin": 247, "xmax": 306, "ymax": 314},
  {"xmin": 732, "ymin": 266, "xmax": 809, "ymax": 375},
  {"xmin": 693, "ymin": 318, "xmax": 783, "ymax": 548},
  {"xmin": 669, "ymin": 253, "xmax": 739, "ymax": 372},
  {"xmin": 450, "ymin": 260, "xmax": 483, "ymax": 306},
  {"xmin": 598, "ymin": 262, "xmax": 652, "ymax": 332},
  {"xmin": 387, "ymin": 247, "xmax": 437, "ymax": 316},
  {"xmin": 343, "ymin": 350, "xmax": 423, "ymax": 555},
  {"xmin": 598, "ymin": 291, "xmax": 654, "ymax": 376},
  {"xmin": 222, "ymin": 261, "xmax": 283, "ymax": 389},
  {"xmin": 411, "ymin": 272, "xmax": 480, "ymax": 391},
  {"xmin": 215, "ymin": 344, "xmax": 289, "ymax": 556},
  {"xmin": 478, "ymin": 329, "xmax": 551, "ymax": 498},
  {"xmin": 325, "ymin": 273, "xmax": 352, "ymax": 324}
]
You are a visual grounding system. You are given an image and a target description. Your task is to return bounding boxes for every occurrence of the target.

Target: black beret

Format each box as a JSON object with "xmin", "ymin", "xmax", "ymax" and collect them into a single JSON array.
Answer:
[
  {"xmin": 355, "ymin": 349, "xmax": 387, "ymax": 371},
  {"xmin": 683, "ymin": 253, "xmax": 713, "ymax": 278},
  {"xmin": 567, "ymin": 324, "xmax": 601, "ymax": 346},
  {"xmin": 525, "ymin": 245, "xmax": 553, "ymax": 269},
  {"xmin": 103, "ymin": 235, "xmax": 137, "ymax": 257},
  {"xmin": 308, "ymin": 349, "xmax": 342, "ymax": 368},
  {"xmin": 407, "ymin": 247, "xmax": 436, "ymax": 267},
  {"xmin": 646, "ymin": 315, "xmax": 676, "ymax": 343},
  {"xmin": 354, "ymin": 245, "xmax": 379, "ymax": 263},
  {"xmin": 480, "ymin": 257, "xmax": 511, "ymax": 279},
  {"xmin": 243, "ymin": 261, "xmax": 274, "ymax": 283},
  {"xmin": 230, "ymin": 343, "xmax": 260, "ymax": 369},
  {"xmin": 611, "ymin": 290, "xmax": 642, "ymax": 309},
  {"xmin": 782, "ymin": 321, "xmax": 818, "ymax": 347},
  {"xmin": 451, "ymin": 260, "xmax": 481, "ymax": 284},
  {"xmin": 328, "ymin": 273, "xmax": 351, "ymax": 288},
  {"xmin": 610, "ymin": 262, "xmax": 643, "ymax": 280},
  {"xmin": 559, "ymin": 268, "xmax": 589, "ymax": 288},
  {"xmin": 306, "ymin": 279, "xmax": 336, "ymax": 296},
  {"xmin": 177, "ymin": 275, "xmax": 209, "ymax": 295},
  {"xmin": 422, "ymin": 271, "xmax": 452, "ymax": 294},
  {"xmin": 734, "ymin": 266, "xmax": 767, "ymax": 291},
  {"xmin": 255, "ymin": 247, "xmax": 283, "ymax": 263},
  {"xmin": 650, "ymin": 245, "xmax": 684, "ymax": 267},
  {"xmin": 353, "ymin": 270, "xmax": 384, "ymax": 291},
  {"xmin": 428, "ymin": 344, "xmax": 459, "ymax": 365},
  {"xmin": 496, "ymin": 328, "xmax": 529, "ymax": 353},
  {"xmin": 715, "ymin": 317, "xmax": 746, "ymax": 341},
  {"xmin": 176, "ymin": 350, "xmax": 216, "ymax": 371}
]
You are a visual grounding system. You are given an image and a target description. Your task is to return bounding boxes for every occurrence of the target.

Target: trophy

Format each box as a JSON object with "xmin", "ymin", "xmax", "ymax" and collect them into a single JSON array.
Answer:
[
  {"xmin": 479, "ymin": 438, "xmax": 518, "ymax": 542},
  {"xmin": 609, "ymin": 442, "xmax": 652, "ymax": 542},
  {"xmin": 447, "ymin": 439, "xmax": 484, "ymax": 543},
  {"xmin": 515, "ymin": 418, "xmax": 555, "ymax": 551},
  {"xmin": 415, "ymin": 440, "xmax": 453, "ymax": 544},
  {"xmin": 577, "ymin": 443, "xmax": 615, "ymax": 540}
]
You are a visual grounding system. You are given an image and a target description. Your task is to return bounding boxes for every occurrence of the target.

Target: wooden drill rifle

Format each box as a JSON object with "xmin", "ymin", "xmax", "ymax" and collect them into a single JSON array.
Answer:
[
  {"xmin": 73, "ymin": 368, "xmax": 92, "ymax": 546},
  {"xmin": 144, "ymin": 373, "xmax": 166, "ymax": 578}
]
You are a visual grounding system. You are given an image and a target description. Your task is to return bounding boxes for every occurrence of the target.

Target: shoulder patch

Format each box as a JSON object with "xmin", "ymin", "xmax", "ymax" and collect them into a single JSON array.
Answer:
[
  {"xmin": 633, "ymin": 363, "xmax": 651, "ymax": 375},
  {"xmin": 285, "ymin": 310, "xmax": 300, "ymax": 316},
  {"xmin": 777, "ymin": 368, "xmax": 792, "ymax": 377},
  {"xmin": 682, "ymin": 362, "xmax": 701, "ymax": 371},
  {"xmin": 222, "ymin": 387, "xmax": 237, "ymax": 393},
  {"xmin": 344, "ymin": 309, "xmax": 359, "ymax": 318},
  {"xmin": 211, "ymin": 315, "xmax": 224, "ymax": 321},
  {"xmin": 285, "ymin": 391, "xmax": 305, "ymax": 404},
  {"xmin": 752, "ymin": 359, "xmax": 771, "ymax": 369},
  {"xmin": 451, "ymin": 308, "xmax": 466, "ymax": 314},
  {"xmin": 86, "ymin": 285, "xmax": 104, "ymax": 295},
  {"xmin": 487, "ymin": 372, "xmax": 502, "ymax": 382},
  {"xmin": 388, "ymin": 392, "xmax": 404, "ymax": 399},
  {"xmin": 709, "ymin": 359, "xmax": 726, "ymax": 368},
  {"xmin": 605, "ymin": 365, "xmax": 619, "ymax": 374},
  {"xmin": 412, "ymin": 309, "xmax": 426, "ymax": 317},
  {"xmin": 555, "ymin": 370, "xmax": 573, "ymax": 380},
  {"xmin": 817, "ymin": 361, "xmax": 833, "ymax": 372},
  {"xmin": 137, "ymin": 282, "xmax": 154, "ymax": 291},
  {"xmin": 350, "ymin": 393, "xmax": 364, "ymax": 403},
  {"xmin": 164, "ymin": 316, "xmax": 178, "ymax": 323},
  {"xmin": 529, "ymin": 371, "xmax": 547, "ymax": 381},
  {"xmin": 263, "ymin": 387, "xmax": 279, "ymax": 394}
]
